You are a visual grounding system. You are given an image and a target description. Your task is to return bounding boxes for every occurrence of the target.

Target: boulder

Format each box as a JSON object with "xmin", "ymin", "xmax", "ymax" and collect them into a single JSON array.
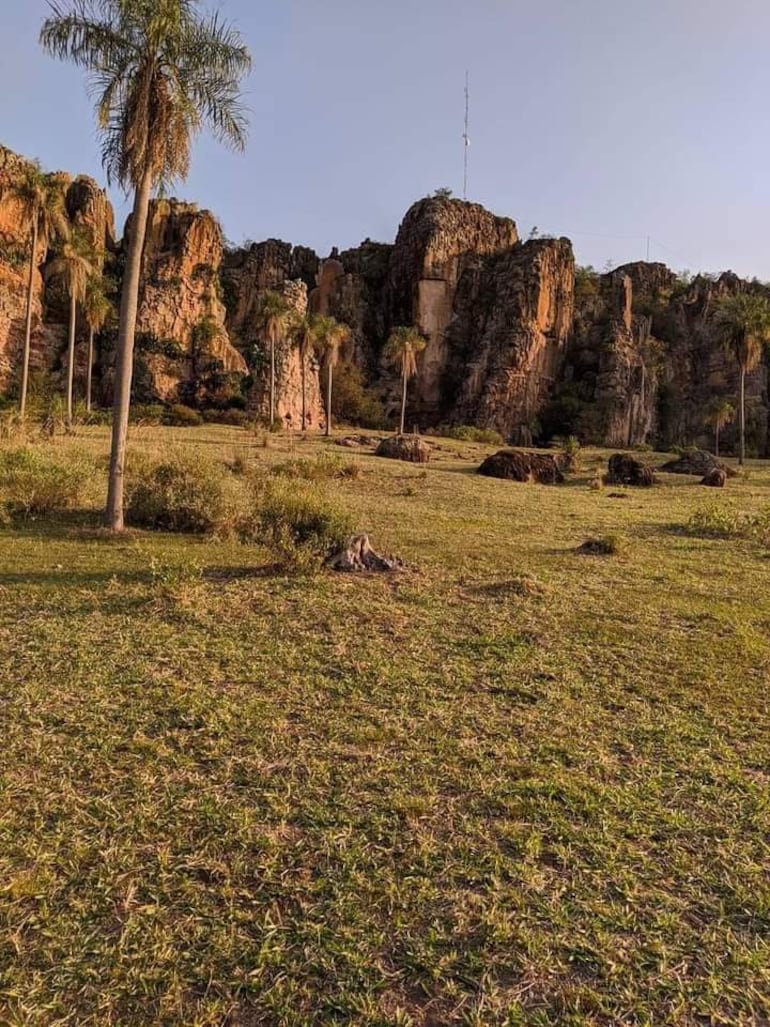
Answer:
[
  {"xmin": 661, "ymin": 449, "xmax": 736, "ymax": 478},
  {"xmin": 327, "ymin": 533, "xmax": 403, "ymax": 573},
  {"xmin": 375, "ymin": 434, "xmax": 431, "ymax": 464},
  {"xmin": 478, "ymin": 449, "xmax": 564, "ymax": 484},
  {"xmin": 701, "ymin": 467, "xmax": 727, "ymax": 488},
  {"xmin": 605, "ymin": 453, "xmax": 657, "ymax": 487}
]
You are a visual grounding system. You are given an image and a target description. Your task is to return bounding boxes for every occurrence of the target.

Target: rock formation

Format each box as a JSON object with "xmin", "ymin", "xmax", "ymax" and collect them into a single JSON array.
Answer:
[{"xmin": 1, "ymin": 139, "xmax": 769, "ymax": 454}]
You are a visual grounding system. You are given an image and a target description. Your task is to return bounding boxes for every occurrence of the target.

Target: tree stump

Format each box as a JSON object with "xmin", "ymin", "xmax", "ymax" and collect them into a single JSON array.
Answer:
[{"xmin": 326, "ymin": 534, "xmax": 403, "ymax": 573}]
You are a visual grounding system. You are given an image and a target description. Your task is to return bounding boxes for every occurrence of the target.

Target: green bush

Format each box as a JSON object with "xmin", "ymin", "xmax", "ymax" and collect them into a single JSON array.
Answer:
[
  {"xmin": 331, "ymin": 362, "xmax": 386, "ymax": 429},
  {"xmin": 240, "ymin": 479, "xmax": 353, "ymax": 572},
  {"xmin": 436, "ymin": 424, "xmax": 504, "ymax": 445},
  {"xmin": 684, "ymin": 504, "xmax": 751, "ymax": 539},
  {"xmin": 164, "ymin": 404, "xmax": 203, "ymax": 427},
  {"xmin": 201, "ymin": 408, "xmax": 248, "ymax": 427},
  {"xmin": 271, "ymin": 453, "xmax": 344, "ymax": 482},
  {"xmin": 129, "ymin": 404, "xmax": 166, "ymax": 425},
  {"xmin": 126, "ymin": 452, "xmax": 234, "ymax": 534},
  {"xmin": 0, "ymin": 447, "xmax": 90, "ymax": 517}
]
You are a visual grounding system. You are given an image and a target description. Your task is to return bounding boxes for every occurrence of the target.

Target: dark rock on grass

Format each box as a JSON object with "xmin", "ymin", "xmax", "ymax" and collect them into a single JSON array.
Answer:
[
  {"xmin": 577, "ymin": 535, "xmax": 621, "ymax": 555},
  {"xmin": 701, "ymin": 467, "xmax": 728, "ymax": 488},
  {"xmin": 661, "ymin": 449, "xmax": 736, "ymax": 478},
  {"xmin": 478, "ymin": 449, "xmax": 564, "ymax": 484},
  {"xmin": 327, "ymin": 533, "xmax": 403, "ymax": 572},
  {"xmin": 375, "ymin": 435, "xmax": 431, "ymax": 464},
  {"xmin": 606, "ymin": 453, "xmax": 657, "ymax": 487},
  {"xmin": 337, "ymin": 435, "xmax": 380, "ymax": 449}
]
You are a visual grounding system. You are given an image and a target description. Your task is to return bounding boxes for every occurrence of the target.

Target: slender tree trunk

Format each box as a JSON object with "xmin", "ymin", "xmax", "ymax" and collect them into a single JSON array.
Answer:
[
  {"xmin": 300, "ymin": 350, "xmax": 307, "ymax": 434},
  {"xmin": 326, "ymin": 362, "xmax": 333, "ymax": 438},
  {"xmin": 86, "ymin": 326, "xmax": 94, "ymax": 413},
  {"xmin": 106, "ymin": 170, "xmax": 153, "ymax": 532},
  {"xmin": 269, "ymin": 331, "xmax": 276, "ymax": 427},
  {"xmin": 400, "ymin": 367, "xmax": 407, "ymax": 435},
  {"xmin": 20, "ymin": 215, "xmax": 39, "ymax": 420},
  {"xmin": 66, "ymin": 291, "xmax": 77, "ymax": 430},
  {"xmin": 715, "ymin": 424, "xmax": 720, "ymax": 458},
  {"xmin": 739, "ymin": 368, "xmax": 746, "ymax": 466}
]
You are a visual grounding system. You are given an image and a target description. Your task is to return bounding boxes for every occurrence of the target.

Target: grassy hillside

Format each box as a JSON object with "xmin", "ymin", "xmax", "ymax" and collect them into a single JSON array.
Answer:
[{"xmin": 1, "ymin": 427, "xmax": 769, "ymax": 1026}]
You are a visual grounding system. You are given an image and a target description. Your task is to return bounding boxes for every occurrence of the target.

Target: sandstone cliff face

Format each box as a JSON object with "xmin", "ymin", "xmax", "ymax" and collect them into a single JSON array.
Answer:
[
  {"xmin": 131, "ymin": 200, "xmax": 247, "ymax": 403},
  {"xmin": 443, "ymin": 238, "xmax": 575, "ymax": 440},
  {"xmin": 387, "ymin": 198, "xmax": 520, "ymax": 417},
  {"xmin": 0, "ymin": 145, "xmax": 115, "ymax": 394}
]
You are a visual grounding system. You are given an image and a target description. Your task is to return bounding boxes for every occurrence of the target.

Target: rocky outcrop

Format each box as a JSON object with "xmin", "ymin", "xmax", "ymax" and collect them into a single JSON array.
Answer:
[
  {"xmin": 0, "ymin": 145, "xmax": 114, "ymax": 394},
  {"xmin": 442, "ymin": 238, "xmax": 574, "ymax": 441},
  {"xmin": 131, "ymin": 200, "xmax": 246, "ymax": 403},
  {"xmin": 478, "ymin": 449, "xmax": 564, "ymax": 484}
]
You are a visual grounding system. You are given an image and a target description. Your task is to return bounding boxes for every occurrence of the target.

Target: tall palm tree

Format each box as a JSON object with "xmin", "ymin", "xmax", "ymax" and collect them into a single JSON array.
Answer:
[
  {"xmin": 704, "ymin": 397, "xmax": 735, "ymax": 458},
  {"xmin": 256, "ymin": 290, "xmax": 292, "ymax": 426},
  {"xmin": 291, "ymin": 311, "xmax": 317, "ymax": 434},
  {"xmin": 714, "ymin": 294, "xmax": 770, "ymax": 465},
  {"xmin": 10, "ymin": 164, "xmax": 69, "ymax": 419},
  {"xmin": 83, "ymin": 277, "xmax": 112, "ymax": 411},
  {"xmin": 47, "ymin": 233, "xmax": 95, "ymax": 429},
  {"xmin": 41, "ymin": 0, "xmax": 251, "ymax": 531},
  {"xmin": 383, "ymin": 326, "xmax": 426, "ymax": 435},
  {"xmin": 313, "ymin": 316, "xmax": 350, "ymax": 437}
]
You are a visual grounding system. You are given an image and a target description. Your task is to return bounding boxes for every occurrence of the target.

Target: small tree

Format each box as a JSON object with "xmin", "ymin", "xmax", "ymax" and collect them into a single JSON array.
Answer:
[
  {"xmin": 704, "ymin": 397, "xmax": 735, "ymax": 457},
  {"xmin": 10, "ymin": 164, "xmax": 69, "ymax": 419},
  {"xmin": 47, "ymin": 233, "xmax": 95, "ymax": 428},
  {"xmin": 313, "ymin": 316, "xmax": 350, "ymax": 437},
  {"xmin": 714, "ymin": 294, "xmax": 770, "ymax": 464},
  {"xmin": 383, "ymin": 326, "xmax": 426, "ymax": 435},
  {"xmin": 256, "ymin": 291, "xmax": 292, "ymax": 425},
  {"xmin": 82, "ymin": 277, "xmax": 112, "ymax": 412}
]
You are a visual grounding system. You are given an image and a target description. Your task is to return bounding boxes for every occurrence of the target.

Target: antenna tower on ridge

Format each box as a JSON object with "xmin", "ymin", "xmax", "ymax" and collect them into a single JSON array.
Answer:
[{"xmin": 463, "ymin": 70, "xmax": 470, "ymax": 200}]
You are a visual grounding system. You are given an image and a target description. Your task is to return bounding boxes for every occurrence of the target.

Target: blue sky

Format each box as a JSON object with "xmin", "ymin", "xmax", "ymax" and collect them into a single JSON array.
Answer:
[{"xmin": 1, "ymin": 0, "xmax": 769, "ymax": 277}]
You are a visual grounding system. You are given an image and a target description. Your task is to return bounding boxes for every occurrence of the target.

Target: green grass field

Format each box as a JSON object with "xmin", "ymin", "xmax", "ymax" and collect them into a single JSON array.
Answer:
[{"xmin": 1, "ymin": 426, "xmax": 769, "ymax": 1026}]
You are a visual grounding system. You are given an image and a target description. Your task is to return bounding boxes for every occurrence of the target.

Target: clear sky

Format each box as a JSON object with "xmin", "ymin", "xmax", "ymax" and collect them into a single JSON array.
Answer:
[{"xmin": 1, "ymin": 0, "xmax": 769, "ymax": 277}]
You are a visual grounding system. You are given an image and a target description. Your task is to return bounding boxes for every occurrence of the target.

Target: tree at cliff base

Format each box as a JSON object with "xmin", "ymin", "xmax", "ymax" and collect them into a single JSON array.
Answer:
[{"xmin": 40, "ymin": 0, "xmax": 252, "ymax": 531}]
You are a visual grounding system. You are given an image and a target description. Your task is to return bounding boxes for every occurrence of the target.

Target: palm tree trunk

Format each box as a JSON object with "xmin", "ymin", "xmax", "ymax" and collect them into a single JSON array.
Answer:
[
  {"xmin": 739, "ymin": 368, "xmax": 746, "ymax": 466},
  {"xmin": 20, "ymin": 215, "xmax": 39, "ymax": 420},
  {"xmin": 400, "ymin": 367, "xmax": 407, "ymax": 435},
  {"xmin": 715, "ymin": 423, "xmax": 720, "ymax": 458},
  {"xmin": 326, "ymin": 363, "xmax": 333, "ymax": 438},
  {"xmin": 86, "ymin": 326, "xmax": 94, "ymax": 413},
  {"xmin": 106, "ymin": 170, "xmax": 153, "ymax": 532},
  {"xmin": 300, "ymin": 351, "xmax": 307, "ymax": 435},
  {"xmin": 269, "ymin": 332, "xmax": 276, "ymax": 427},
  {"xmin": 66, "ymin": 291, "xmax": 77, "ymax": 430}
]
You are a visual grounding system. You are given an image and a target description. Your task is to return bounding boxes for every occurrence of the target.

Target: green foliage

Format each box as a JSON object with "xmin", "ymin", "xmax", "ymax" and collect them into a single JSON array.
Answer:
[
  {"xmin": 164, "ymin": 404, "xmax": 203, "ymax": 427},
  {"xmin": 241, "ymin": 478, "xmax": 353, "ymax": 572},
  {"xmin": 436, "ymin": 424, "xmax": 504, "ymax": 445},
  {"xmin": 331, "ymin": 362, "xmax": 385, "ymax": 429},
  {"xmin": 684, "ymin": 503, "xmax": 755, "ymax": 539},
  {"xmin": 126, "ymin": 451, "xmax": 234, "ymax": 534},
  {"xmin": 559, "ymin": 434, "xmax": 582, "ymax": 473},
  {"xmin": 129, "ymin": 404, "xmax": 166, "ymax": 425},
  {"xmin": 271, "ymin": 453, "xmax": 346, "ymax": 482},
  {"xmin": 0, "ymin": 447, "xmax": 90, "ymax": 517}
]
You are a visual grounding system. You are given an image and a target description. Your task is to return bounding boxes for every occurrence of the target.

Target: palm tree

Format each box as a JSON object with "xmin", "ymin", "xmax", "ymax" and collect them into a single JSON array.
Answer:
[
  {"xmin": 714, "ymin": 294, "xmax": 770, "ymax": 465},
  {"xmin": 291, "ymin": 311, "xmax": 316, "ymax": 434},
  {"xmin": 10, "ymin": 164, "xmax": 68, "ymax": 419},
  {"xmin": 83, "ymin": 277, "xmax": 112, "ymax": 412},
  {"xmin": 47, "ymin": 233, "xmax": 95, "ymax": 429},
  {"xmin": 383, "ymin": 326, "xmax": 426, "ymax": 435},
  {"xmin": 256, "ymin": 291, "xmax": 292, "ymax": 426},
  {"xmin": 41, "ymin": 0, "xmax": 251, "ymax": 531},
  {"xmin": 313, "ymin": 316, "xmax": 350, "ymax": 437},
  {"xmin": 704, "ymin": 397, "xmax": 735, "ymax": 458}
]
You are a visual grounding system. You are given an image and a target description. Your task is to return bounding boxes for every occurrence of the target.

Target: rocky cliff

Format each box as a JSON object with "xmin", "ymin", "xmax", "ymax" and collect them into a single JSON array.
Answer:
[
  {"xmin": 1, "ymin": 140, "xmax": 769, "ymax": 454},
  {"xmin": 0, "ymin": 145, "xmax": 115, "ymax": 396}
]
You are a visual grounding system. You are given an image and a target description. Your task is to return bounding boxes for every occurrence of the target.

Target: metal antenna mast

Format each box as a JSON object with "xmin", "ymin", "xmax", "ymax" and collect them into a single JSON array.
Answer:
[{"xmin": 463, "ymin": 71, "xmax": 470, "ymax": 200}]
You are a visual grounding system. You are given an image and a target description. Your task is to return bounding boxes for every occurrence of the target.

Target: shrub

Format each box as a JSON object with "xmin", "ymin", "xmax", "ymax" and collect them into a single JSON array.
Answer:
[
  {"xmin": 684, "ymin": 504, "xmax": 750, "ymax": 539},
  {"xmin": 436, "ymin": 424, "xmax": 504, "ymax": 445},
  {"xmin": 126, "ymin": 451, "xmax": 234, "ymax": 534},
  {"xmin": 271, "ymin": 453, "xmax": 344, "ymax": 482},
  {"xmin": 0, "ymin": 447, "xmax": 90, "ymax": 517},
  {"xmin": 331, "ymin": 362, "xmax": 386, "ymax": 429},
  {"xmin": 129, "ymin": 404, "xmax": 166, "ymax": 425},
  {"xmin": 164, "ymin": 404, "xmax": 203, "ymax": 427},
  {"xmin": 558, "ymin": 435, "xmax": 581, "ymax": 473},
  {"xmin": 240, "ymin": 479, "xmax": 353, "ymax": 572}
]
